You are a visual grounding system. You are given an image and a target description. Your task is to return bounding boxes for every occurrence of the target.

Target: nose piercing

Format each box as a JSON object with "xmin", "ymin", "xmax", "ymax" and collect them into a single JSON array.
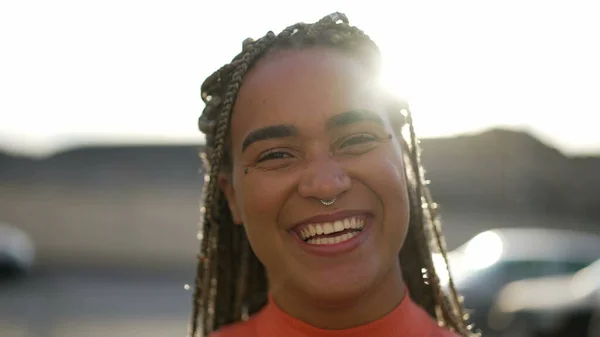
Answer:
[{"xmin": 320, "ymin": 198, "xmax": 336, "ymax": 206}]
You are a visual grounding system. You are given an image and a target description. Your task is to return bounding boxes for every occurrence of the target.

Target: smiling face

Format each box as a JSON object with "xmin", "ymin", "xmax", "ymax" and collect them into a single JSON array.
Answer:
[{"xmin": 219, "ymin": 47, "xmax": 410, "ymax": 305}]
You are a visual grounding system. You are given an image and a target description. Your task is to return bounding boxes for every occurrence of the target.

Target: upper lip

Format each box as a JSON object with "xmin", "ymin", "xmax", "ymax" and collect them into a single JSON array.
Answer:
[{"xmin": 288, "ymin": 209, "xmax": 372, "ymax": 232}]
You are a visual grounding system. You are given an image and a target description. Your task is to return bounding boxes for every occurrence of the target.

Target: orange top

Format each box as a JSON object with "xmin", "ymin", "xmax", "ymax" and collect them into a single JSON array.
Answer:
[{"xmin": 211, "ymin": 293, "xmax": 460, "ymax": 337}]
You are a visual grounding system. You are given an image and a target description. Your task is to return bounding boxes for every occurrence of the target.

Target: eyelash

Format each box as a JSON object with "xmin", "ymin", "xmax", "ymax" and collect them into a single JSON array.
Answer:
[
  {"xmin": 257, "ymin": 149, "xmax": 293, "ymax": 162},
  {"xmin": 338, "ymin": 133, "xmax": 378, "ymax": 148},
  {"xmin": 255, "ymin": 133, "xmax": 380, "ymax": 164}
]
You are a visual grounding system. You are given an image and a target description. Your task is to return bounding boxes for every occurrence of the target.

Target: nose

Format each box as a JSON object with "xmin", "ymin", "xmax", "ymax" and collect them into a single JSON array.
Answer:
[{"xmin": 298, "ymin": 156, "xmax": 351, "ymax": 202}]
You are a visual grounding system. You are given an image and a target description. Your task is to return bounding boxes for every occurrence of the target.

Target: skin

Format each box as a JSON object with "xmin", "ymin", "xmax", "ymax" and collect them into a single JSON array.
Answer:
[{"xmin": 219, "ymin": 47, "xmax": 411, "ymax": 329}]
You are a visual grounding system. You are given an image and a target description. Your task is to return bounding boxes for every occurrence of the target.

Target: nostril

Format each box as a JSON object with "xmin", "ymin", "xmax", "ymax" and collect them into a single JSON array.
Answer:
[{"xmin": 297, "ymin": 161, "xmax": 351, "ymax": 199}]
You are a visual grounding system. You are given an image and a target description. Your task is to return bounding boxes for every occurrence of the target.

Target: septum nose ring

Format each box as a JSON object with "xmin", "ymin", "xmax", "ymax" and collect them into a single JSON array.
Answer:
[{"xmin": 320, "ymin": 198, "xmax": 336, "ymax": 206}]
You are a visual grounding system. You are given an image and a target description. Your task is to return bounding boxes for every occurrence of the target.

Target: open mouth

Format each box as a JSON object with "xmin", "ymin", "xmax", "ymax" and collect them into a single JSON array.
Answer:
[{"xmin": 295, "ymin": 216, "xmax": 365, "ymax": 245}]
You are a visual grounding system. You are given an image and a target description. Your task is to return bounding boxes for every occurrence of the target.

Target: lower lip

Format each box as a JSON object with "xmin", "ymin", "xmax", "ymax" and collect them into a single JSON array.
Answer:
[{"xmin": 291, "ymin": 217, "xmax": 373, "ymax": 256}]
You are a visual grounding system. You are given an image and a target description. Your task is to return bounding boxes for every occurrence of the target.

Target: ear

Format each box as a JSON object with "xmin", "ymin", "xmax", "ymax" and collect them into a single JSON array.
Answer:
[{"xmin": 218, "ymin": 172, "xmax": 243, "ymax": 225}]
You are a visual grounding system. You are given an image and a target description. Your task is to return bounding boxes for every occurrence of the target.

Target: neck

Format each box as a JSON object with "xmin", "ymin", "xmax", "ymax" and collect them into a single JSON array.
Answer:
[{"xmin": 270, "ymin": 265, "xmax": 406, "ymax": 330}]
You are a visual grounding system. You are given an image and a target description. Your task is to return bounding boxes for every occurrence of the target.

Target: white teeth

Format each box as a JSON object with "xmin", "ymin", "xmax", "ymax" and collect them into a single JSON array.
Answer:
[
  {"xmin": 333, "ymin": 220, "xmax": 344, "ymax": 232},
  {"xmin": 304, "ymin": 230, "xmax": 360, "ymax": 245},
  {"xmin": 298, "ymin": 216, "xmax": 366, "ymax": 243},
  {"xmin": 308, "ymin": 224, "xmax": 316, "ymax": 236},
  {"xmin": 316, "ymin": 224, "xmax": 324, "ymax": 235}
]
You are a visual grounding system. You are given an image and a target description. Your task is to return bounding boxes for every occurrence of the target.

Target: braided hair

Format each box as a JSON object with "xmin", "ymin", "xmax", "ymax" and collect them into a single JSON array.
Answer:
[{"xmin": 192, "ymin": 12, "xmax": 477, "ymax": 337}]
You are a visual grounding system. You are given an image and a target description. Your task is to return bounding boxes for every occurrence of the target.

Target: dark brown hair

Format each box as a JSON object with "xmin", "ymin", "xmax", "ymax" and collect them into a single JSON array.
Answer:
[{"xmin": 192, "ymin": 12, "xmax": 477, "ymax": 337}]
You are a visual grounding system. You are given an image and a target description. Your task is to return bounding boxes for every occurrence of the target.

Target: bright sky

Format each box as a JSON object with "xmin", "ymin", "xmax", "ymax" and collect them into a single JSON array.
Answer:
[{"xmin": 1, "ymin": 1, "xmax": 599, "ymax": 157}]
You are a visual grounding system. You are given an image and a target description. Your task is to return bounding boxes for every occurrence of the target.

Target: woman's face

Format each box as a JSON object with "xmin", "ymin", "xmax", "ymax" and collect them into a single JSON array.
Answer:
[{"xmin": 220, "ymin": 48, "xmax": 410, "ymax": 303}]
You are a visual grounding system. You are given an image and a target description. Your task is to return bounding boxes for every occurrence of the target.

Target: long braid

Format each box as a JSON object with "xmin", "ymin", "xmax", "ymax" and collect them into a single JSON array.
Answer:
[
  {"xmin": 193, "ymin": 31, "xmax": 279, "ymax": 336},
  {"xmin": 208, "ymin": 36, "xmax": 279, "ymax": 332},
  {"xmin": 193, "ymin": 12, "xmax": 476, "ymax": 337},
  {"xmin": 402, "ymin": 105, "xmax": 476, "ymax": 336}
]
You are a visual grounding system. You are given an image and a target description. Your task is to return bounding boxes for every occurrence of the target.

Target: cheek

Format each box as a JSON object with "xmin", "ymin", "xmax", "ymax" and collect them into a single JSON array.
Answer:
[
  {"xmin": 239, "ymin": 190, "xmax": 276, "ymax": 223},
  {"xmin": 356, "ymin": 146, "xmax": 410, "ymax": 238},
  {"xmin": 240, "ymin": 184, "xmax": 279, "ymax": 220},
  {"xmin": 358, "ymin": 145, "xmax": 408, "ymax": 202},
  {"xmin": 236, "ymin": 173, "xmax": 294, "ymax": 242},
  {"xmin": 381, "ymin": 156, "xmax": 408, "ymax": 201},
  {"xmin": 236, "ymin": 174, "xmax": 298, "ymax": 275}
]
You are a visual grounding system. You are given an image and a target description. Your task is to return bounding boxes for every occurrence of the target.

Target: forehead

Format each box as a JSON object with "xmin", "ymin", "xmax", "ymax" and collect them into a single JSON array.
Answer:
[{"xmin": 231, "ymin": 48, "xmax": 383, "ymax": 132}]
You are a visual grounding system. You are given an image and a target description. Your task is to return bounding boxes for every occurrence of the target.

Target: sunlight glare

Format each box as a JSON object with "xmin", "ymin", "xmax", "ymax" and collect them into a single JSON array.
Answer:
[{"xmin": 464, "ymin": 231, "xmax": 503, "ymax": 270}]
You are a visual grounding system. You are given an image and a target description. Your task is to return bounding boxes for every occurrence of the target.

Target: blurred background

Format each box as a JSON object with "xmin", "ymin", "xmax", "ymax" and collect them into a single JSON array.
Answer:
[{"xmin": 1, "ymin": 1, "xmax": 599, "ymax": 337}]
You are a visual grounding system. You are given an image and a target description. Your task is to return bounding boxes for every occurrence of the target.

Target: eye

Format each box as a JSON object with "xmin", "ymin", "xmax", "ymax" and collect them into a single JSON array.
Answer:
[
  {"xmin": 257, "ymin": 149, "xmax": 294, "ymax": 162},
  {"xmin": 339, "ymin": 133, "xmax": 377, "ymax": 148},
  {"xmin": 335, "ymin": 132, "xmax": 382, "ymax": 156}
]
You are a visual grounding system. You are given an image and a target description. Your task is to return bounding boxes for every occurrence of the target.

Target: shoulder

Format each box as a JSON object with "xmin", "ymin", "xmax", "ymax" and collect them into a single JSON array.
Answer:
[{"xmin": 406, "ymin": 298, "xmax": 464, "ymax": 337}]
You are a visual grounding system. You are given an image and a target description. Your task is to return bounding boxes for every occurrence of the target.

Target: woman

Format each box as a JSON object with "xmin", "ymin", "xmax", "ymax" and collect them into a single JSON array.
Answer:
[{"xmin": 192, "ymin": 12, "xmax": 477, "ymax": 337}]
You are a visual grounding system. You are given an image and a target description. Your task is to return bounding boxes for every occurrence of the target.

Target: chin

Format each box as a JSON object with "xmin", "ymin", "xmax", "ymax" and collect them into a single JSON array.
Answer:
[{"xmin": 294, "ymin": 263, "xmax": 383, "ymax": 305}]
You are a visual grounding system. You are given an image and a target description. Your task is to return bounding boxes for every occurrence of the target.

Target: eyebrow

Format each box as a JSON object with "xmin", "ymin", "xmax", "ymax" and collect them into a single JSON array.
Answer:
[
  {"xmin": 325, "ymin": 109, "xmax": 384, "ymax": 130},
  {"xmin": 242, "ymin": 124, "xmax": 298, "ymax": 153},
  {"xmin": 240, "ymin": 109, "xmax": 384, "ymax": 153}
]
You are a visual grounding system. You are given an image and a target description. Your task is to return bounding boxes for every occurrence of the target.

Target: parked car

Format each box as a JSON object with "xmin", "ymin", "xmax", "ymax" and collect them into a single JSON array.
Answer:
[
  {"xmin": 488, "ymin": 257, "xmax": 600, "ymax": 337},
  {"xmin": 0, "ymin": 222, "xmax": 35, "ymax": 279},
  {"xmin": 435, "ymin": 228, "xmax": 600, "ymax": 336}
]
